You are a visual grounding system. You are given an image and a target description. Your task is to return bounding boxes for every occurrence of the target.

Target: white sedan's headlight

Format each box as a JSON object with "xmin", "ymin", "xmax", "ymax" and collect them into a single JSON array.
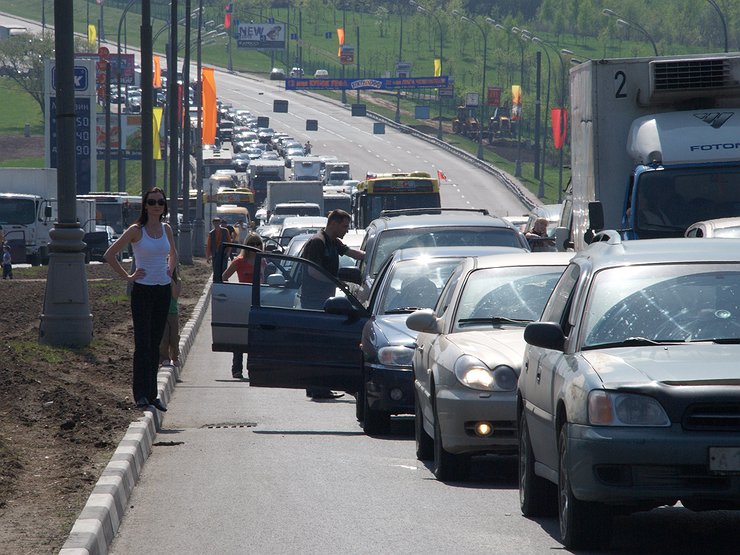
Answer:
[
  {"xmin": 377, "ymin": 345, "xmax": 414, "ymax": 367},
  {"xmin": 453, "ymin": 355, "xmax": 516, "ymax": 391},
  {"xmin": 588, "ymin": 390, "xmax": 670, "ymax": 427}
]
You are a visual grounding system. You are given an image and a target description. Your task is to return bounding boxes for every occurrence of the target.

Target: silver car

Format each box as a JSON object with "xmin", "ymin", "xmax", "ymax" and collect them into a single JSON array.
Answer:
[
  {"xmin": 408, "ymin": 252, "xmax": 572, "ymax": 481},
  {"xmin": 519, "ymin": 232, "xmax": 740, "ymax": 549}
]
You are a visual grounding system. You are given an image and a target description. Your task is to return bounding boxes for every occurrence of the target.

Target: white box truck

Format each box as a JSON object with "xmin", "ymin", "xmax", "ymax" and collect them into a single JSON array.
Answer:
[
  {"xmin": 0, "ymin": 168, "xmax": 96, "ymax": 264},
  {"xmin": 265, "ymin": 180, "xmax": 324, "ymax": 214},
  {"xmin": 560, "ymin": 53, "xmax": 740, "ymax": 251},
  {"xmin": 248, "ymin": 160, "xmax": 286, "ymax": 206}
]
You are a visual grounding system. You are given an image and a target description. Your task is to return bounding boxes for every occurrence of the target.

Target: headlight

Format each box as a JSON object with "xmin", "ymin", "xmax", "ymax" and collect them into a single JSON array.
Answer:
[
  {"xmin": 377, "ymin": 345, "xmax": 414, "ymax": 367},
  {"xmin": 454, "ymin": 355, "xmax": 495, "ymax": 391},
  {"xmin": 588, "ymin": 390, "xmax": 670, "ymax": 427}
]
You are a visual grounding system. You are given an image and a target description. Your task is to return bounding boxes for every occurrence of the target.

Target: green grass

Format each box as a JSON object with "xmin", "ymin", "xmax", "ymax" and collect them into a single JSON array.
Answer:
[
  {"xmin": 0, "ymin": 79, "xmax": 44, "ymax": 134},
  {"xmin": 6, "ymin": 340, "xmax": 70, "ymax": 364}
]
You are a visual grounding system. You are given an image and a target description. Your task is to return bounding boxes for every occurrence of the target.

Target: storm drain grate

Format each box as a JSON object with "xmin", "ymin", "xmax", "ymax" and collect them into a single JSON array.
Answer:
[{"xmin": 203, "ymin": 422, "xmax": 258, "ymax": 429}]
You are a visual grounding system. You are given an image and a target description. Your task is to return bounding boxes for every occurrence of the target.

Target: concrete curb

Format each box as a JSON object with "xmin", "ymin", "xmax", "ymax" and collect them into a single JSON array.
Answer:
[{"xmin": 59, "ymin": 277, "xmax": 213, "ymax": 555}]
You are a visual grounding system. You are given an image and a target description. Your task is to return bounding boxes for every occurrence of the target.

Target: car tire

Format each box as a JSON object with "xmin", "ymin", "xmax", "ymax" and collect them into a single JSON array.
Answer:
[
  {"xmin": 362, "ymin": 386, "xmax": 390, "ymax": 436},
  {"xmin": 432, "ymin": 401, "xmax": 469, "ymax": 482},
  {"xmin": 414, "ymin": 389, "xmax": 433, "ymax": 461},
  {"xmin": 355, "ymin": 384, "xmax": 365, "ymax": 424},
  {"xmin": 558, "ymin": 424, "xmax": 611, "ymax": 549},
  {"xmin": 519, "ymin": 411, "xmax": 557, "ymax": 517}
]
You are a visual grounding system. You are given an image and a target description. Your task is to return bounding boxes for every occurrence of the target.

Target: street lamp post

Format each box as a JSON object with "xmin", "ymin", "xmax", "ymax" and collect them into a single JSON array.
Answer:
[
  {"xmin": 117, "ymin": 0, "xmax": 138, "ymax": 193},
  {"xmin": 531, "ymin": 37, "xmax": 552, "ymax": 199},
  {"xmin": 707, "ymin": 0, "xmax": 729, "ymax": 53},
  {"xmin": 180, "ymin": 0, "xmax": 193, "ymax": 264},
  {"xmin": 458, "ymin": 14, "xmax": 487, "ymax": 160},
  {"xmin": 511, "ymin": 27, "xmax": 526, "ymax": 178},
  {"xmin": 395, "ymin": 7, "xmax": 404, "ymax": 124},
  {"xmin": 411, "ymin": 1, "xmax": 443, "ymax": 141},
  {"xmin": 603, "ymin": 8, "xmax": 659, "ymax": 56},
  {"xmin": 193, "ymin": 0, "xmax": 205, "ymax": 257}
]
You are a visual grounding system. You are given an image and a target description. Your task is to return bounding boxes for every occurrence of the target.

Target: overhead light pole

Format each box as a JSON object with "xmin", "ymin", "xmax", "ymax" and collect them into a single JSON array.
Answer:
[
  {"xmin": 510, "ymin": 26, "xmax": 527, "ymax": 178},
  {"xmin": 395, "ymin": 6, "xmax": 404, "ymax": 124},
  {"xmin": 411, "ymin": 0, "xmax": 444, "ymax": 141},
  {"xmin": 180, "ymin": 0, "xmax": 193, "ymax": 264},
  {"xmin": 457, "ymin": 13, "xmax": 487, "ymax": 160},
  {"xmin": 603, "ymin": 8, "xmax": 659, "ymax": 56},
  {"xmin": 117, "ymin": 0, "xmax": 138, "ymax": 193},
  {"xmin": 706, "ymin": 0, "xmax": 729, "ymax": 53},
  {"xmin": 531, "ymin": 37, "xmax": 553, "ymax": 199},
  {"xmin": 193, "ymin": 0, "xmax": 205, "ymax": 256}
]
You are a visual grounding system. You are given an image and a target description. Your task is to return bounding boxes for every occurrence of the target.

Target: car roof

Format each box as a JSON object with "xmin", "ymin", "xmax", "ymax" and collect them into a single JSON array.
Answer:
[
  {"xmin": 474, "ymin": 251, "xmax": 574, "ymax": 269},
  {"xmin": 685, "ymin": 216, "xmax": 740, "ymax": 235},
  {"xmin": 391, "ymin": 246, "xmax": 525, "ymax": 262},
  {"xmin": 580, "ymin": 232, "xmax": 740, "ymax": 270},
  {"xmin": 369, "ymin": 210, "xmax": 516, "ymax": 230},
  {"xmin": 281, "ymin": 216, "xmax": 327, "ymax": 227}
]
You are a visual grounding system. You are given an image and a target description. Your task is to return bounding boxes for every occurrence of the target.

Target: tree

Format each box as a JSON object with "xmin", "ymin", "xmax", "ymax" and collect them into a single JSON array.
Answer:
[{"xmin": 0, "ymin": 31, "xmax": 88, "ymax": 121}]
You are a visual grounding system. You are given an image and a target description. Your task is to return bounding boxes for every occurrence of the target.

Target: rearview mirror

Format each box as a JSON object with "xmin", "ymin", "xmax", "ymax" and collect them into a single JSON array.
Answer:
[
  {"xmin": 338, "ymin": 266, "xmax": 361, "ymax": 284},
  {"xmin": 523, "ymin": 322, "xmax": 565, "ymax": 351},
  {"xmin": 266, "ymin": 273, "xmax": 286, "ymax": 286},
  {"xmin": 406, "ymin": 309, "xmax": 441, "ymax": 334},
  {"xmin": 324, "ymin": 296, "xmax": 357, "ymax": 316}
]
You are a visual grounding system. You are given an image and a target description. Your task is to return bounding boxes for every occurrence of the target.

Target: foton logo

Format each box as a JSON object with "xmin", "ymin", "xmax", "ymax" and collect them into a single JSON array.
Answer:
[{"xmin": 693, "ymin": 112, "xmax": 734, "ymax": 129}]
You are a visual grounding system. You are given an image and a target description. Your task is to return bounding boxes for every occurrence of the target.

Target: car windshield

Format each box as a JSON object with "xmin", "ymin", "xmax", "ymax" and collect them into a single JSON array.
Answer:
[
  {"xmin": 370, "ymin": 227, "xmax": 523, "ymax": 276},
  {"xmin": 379, "ymin": 257, "xmax": 461, "ymax": 314},
  {"xmin": 454, "ymin": 266, "xmax": 566, "ymax": 329},
  {"xmin": 582, "ymin": 264, "xmax": 740, "ymax": 348}
]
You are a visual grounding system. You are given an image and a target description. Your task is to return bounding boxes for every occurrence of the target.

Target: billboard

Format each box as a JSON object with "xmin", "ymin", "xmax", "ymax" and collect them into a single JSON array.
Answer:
[
  {"xmin": 236, "ymin": 22, "xmax": 286, "ymax": 49},
  {"xmin": 286, "ymin": 76, "xmax": 448, "ymax": 91},
  {"xmin": 96, "ymin": 114, "xmax": 146, "ymax": 160}
]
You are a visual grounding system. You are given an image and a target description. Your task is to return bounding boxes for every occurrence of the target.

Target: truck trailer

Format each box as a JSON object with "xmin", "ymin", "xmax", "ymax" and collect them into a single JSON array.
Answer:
[{"xmin": 561, "ymin": 53, "xmax": 740, "ymax": 251}]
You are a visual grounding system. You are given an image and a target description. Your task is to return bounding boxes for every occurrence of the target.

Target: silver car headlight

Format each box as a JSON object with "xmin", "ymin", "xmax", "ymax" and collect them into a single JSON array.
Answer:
[
  {"xmin": 377, "ymin": 345, "xmax": 414, "ymax": 367},
  {"xmin": 588, "ymin": 390, "xmax": 670, "ymax": 427},
  {"xmin": 454, "ymin": 355, "xmax": 497, "ymax": 391}
]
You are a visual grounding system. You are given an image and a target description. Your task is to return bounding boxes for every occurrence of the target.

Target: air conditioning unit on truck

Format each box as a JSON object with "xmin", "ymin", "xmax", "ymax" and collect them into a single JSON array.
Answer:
[
  {"xmin": 0, "ymin": 168, "xmax": 96, "ymax": 265},
  {"xmin": 560, "ymin": 53, "xmax": 740, "ymax": 251}
]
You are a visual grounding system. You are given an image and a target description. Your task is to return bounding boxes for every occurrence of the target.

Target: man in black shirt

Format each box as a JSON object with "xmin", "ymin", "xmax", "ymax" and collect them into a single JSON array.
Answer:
[{"xmin": 300, "ymin": 209, "xmax": 364, "ymax": 398}]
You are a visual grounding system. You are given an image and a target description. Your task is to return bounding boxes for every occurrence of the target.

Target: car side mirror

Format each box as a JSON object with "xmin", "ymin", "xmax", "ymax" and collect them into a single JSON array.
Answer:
[
  {"xmin": 588, "ymin": 201, "xmax": 604, "ymax": 232},
  {"xmin": 266, "ymin": 273, "xmax": 286, "ymax": 286},
  {"xmin": 324, "ymin": 296, "xmax": 357, "ymax": 316},
  {"xmin": 406, "ymin": 309, "xmax": 441, "ymax": 334},
  {"xmin": 338, "ymin": 266, "xmax": 361, "ymax": 284},
  {"xmin": 523, "ymin": 322, "xmax": 565, "ymax": 351}
]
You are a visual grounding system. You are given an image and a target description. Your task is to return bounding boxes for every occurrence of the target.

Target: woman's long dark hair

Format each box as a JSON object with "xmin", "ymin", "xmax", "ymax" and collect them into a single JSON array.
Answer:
[{"xmin": 136, "ymin": 187, "xmax": 169, "ymax": 225}]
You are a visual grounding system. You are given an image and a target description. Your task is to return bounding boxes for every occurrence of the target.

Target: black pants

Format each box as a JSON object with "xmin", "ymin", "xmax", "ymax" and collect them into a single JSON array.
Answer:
[{"xmin": 131, "ymin": 282, "xmax": 171, "ymax": 403}]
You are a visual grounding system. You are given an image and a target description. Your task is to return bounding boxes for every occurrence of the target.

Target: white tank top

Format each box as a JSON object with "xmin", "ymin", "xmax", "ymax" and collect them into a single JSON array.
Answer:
[{"xmin": 131, "ymin": 223, "xmax": 171, "ymax": 285}]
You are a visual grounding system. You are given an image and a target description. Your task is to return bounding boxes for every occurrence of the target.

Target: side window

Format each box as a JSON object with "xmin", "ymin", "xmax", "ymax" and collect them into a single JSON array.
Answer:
[
  {"xmin": 359, "ymin": 226, "xmax": 376, "ymax": 276},
  {"xmin": 435, "ymin": 262, "xmax": 465, "ymax": 317},
  {"xmin": 541, "ymin": 263, "xmax": 580, "ymax": 335}
]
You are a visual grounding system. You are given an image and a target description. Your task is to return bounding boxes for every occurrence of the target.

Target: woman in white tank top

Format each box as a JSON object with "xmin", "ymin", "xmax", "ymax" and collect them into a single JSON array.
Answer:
[{"xmin": 104, "ymin": 187, "xmax": 177, "ymax": 412}]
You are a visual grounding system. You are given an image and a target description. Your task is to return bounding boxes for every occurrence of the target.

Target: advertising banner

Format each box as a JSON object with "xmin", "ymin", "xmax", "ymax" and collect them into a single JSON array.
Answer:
[
  {"xmin": 236, "ymin": 23, "xmax": 286, "ymax": 49},
  {"xmin": 487, "ymin": 86, "xmax": 502, "ymax": 107},
  {"xmin": 339, "ymin": 45, "xmax": 354, "ymax": 65},
  {"xmin": 286, "ymin": 75, "xmax": 448, "ymax": 91},
  {"xmin": 96, "ymin": 114, "xmax": 145, "ymax": 160},
  {"xmin": 109, "ymin": 53, "xmax": 136, "ymax": 85}
]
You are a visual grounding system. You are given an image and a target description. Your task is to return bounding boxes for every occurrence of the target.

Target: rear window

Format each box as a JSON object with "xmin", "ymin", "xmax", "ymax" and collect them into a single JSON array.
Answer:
[{"xmin": 369, "ymin": 227, "xmax": 523, "ymax": 276}]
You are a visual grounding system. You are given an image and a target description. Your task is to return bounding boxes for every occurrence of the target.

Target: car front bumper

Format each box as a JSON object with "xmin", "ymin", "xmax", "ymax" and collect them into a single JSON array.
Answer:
[
  {"xmin": 366, "ymin": 365, "xmax": 414, "ymax": 415},
  {"xmin": 436, "ymin": 387, "xmax": 517, "ymax": 455},
  {"xmin": 568, "ymin": 423, "xmax": 740, "ymax": 505}
]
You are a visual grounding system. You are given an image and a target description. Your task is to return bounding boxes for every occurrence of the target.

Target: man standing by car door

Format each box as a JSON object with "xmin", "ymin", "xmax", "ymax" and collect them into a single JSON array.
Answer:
[
  {"xmin": 300, "ymin": 209, "xmax": 364, "ymax": 399},
  {"xmin": 206, "ymin": 217, "xmax": 231, "ymax": 278}
]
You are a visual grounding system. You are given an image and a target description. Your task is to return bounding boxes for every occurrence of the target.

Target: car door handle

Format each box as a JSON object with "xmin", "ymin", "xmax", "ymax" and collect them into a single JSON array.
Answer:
[
  {"xmin": 213, "ymin": 293, "xmax": 228, "ymax": 301},
  {"xmin": 536, "ymin": 365, "xmax": 542, "ymax": 384},
  {"xmin": 417, "ymin": 345, "xmax": 424, "ymax": 354}
]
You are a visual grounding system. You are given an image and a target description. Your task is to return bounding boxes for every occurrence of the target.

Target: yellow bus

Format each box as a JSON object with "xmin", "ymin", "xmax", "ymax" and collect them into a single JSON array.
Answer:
[{"xmin": 351, "ymin": 171, "xmax": 441, "ymax": 228}]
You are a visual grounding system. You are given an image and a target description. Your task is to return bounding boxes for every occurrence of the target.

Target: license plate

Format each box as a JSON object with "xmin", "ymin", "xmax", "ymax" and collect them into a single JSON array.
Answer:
[{"xmin": 709, "ymin": 447, "xmax": 740, "ymax": 474}]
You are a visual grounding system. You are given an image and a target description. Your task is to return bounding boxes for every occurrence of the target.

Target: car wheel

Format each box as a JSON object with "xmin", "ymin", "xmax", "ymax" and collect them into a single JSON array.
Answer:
[
  {"xmin": 362, "ymin": 387, "xmax": 390, "ymax": 436},
  {"xmin": 519, "ymin": 411, "xmax": 557, "ymax": 516},
  {"xmin": 558, "ymin": 424, "xmax": 611, "ymax": 549},
  {"xmin": 414, "ymin": 389, "xmax": 433, "ymax": 461},
  {"xmin": 432, "ymin": 401, "xmax": 469, "ymax": 482}
]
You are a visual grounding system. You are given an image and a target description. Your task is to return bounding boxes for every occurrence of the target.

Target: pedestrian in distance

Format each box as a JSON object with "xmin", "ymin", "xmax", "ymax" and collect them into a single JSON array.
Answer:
[
  {"xmin": 2, "ymin": 244, "xmax": 12, "ymax": 280},
  {"xmin": 206, "ymin": 217, "xmax": 231, "ymax": 278},
  {"xmin": 303, "ymin": 140, "xmax": 312, "ymax": 155},
  {"xmin": 104, "ymin": 187, "xmax": 177, "ymax": 412},
  {"xmin": 526, "ymin": 217, "xmax": 556, "ymax": 252},
  {"xmin": 222, "ymin": 232, "xmax": 267, "ymax": 379},
  {"xmin": 299, "ymin": 209, "xmax": 364, "ymax": 399},
  {"xmin": 159, "ymin": 264, "xmax": 182, "ymax": 369}
]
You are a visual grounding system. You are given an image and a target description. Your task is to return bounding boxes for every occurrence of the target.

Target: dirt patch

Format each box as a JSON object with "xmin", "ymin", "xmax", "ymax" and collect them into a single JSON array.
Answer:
[
  {"xmin": 0, "ymin": 134, "xmax": 45, "ymax": 163},
  {"xmin": 0, "ymin": 259, "xmax": 211, "ymax": 552}
]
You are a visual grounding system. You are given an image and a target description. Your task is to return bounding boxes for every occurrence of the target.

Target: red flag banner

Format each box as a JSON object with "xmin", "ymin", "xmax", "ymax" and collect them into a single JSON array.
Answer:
[
  {"xmin": 224, "ymin": 1, "xmax": 233, "ymax": 29},
  {"xmin": 202, "ymin": 68, "xmax": 217, "ymax": 145},
  {"xmin": 437, "ymin": 169, "xmax": 447, "ymax": 182},
  {"xmin": 552, "ymin": 108, "xmax": 568, "ymax": 150}
]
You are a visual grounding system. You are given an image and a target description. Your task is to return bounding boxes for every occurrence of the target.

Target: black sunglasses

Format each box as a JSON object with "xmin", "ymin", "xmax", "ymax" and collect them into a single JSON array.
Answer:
[{"xmin": 147, "ymin": 198, "xmax": 166, "ymax": 206}]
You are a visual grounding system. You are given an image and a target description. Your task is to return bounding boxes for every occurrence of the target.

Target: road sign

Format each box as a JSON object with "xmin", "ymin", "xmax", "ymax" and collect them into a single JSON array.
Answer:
[{"xmin": 51, "ymin": 66, "xmax": 89, "ymax": 92}]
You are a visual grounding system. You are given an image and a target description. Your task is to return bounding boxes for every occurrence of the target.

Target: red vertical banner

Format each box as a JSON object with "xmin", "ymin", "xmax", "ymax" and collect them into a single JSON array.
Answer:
[
  {"xmin": 552, "ymin": 108, "xmax": 568, "ymax": 149},
  {"xmin": 224, "ymin": 1, "xmax": 233, "ymax": 29},
  {"xmin": 202, "ymin": 68, "xmax": 217, "ymax": 145},
  {"xmin": 487, "ymin": 86, "xmax": 502, "ymax": 107},
  {"xmin": 152, "ymin": 56, "xmax": 162, "ymax": 88}
]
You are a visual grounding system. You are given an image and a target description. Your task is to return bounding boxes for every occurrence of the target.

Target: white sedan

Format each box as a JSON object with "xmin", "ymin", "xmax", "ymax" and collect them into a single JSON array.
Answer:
[{"xmin": 408, "ymin": 252, "xmax": 573, "ymax": 481}]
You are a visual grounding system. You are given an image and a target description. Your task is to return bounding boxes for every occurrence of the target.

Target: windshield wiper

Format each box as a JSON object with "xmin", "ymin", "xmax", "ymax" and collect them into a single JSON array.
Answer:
[
  {"xmin": 711, "ymin": 338, "xmax": 740, "ymax": 344},
  {"xmin": 385, "ymin": 307, "xmax": 424, "ymax": 314},
  {"xmin": 458, "ymin": 316, "xmax": 531, "ymax": 327},
  {"xmin": 586, "ymin": 336, "xmax": 688, "ymax": 349}
]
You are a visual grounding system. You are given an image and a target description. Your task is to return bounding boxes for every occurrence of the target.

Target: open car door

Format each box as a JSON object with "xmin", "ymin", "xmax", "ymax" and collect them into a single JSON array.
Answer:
[{"xmin": 247, "ymin": 251, "xmax": 369, "ymax": 393}]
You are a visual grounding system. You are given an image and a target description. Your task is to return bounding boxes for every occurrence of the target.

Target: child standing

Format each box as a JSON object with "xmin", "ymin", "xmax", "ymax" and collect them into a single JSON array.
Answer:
[
  {"xmin": 2, "ymin": 244, "xmax": 12, "ymax": 280},
  {"xmin": 159, "ymin": 266, "xmax": 182, "ymax": 367}
]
